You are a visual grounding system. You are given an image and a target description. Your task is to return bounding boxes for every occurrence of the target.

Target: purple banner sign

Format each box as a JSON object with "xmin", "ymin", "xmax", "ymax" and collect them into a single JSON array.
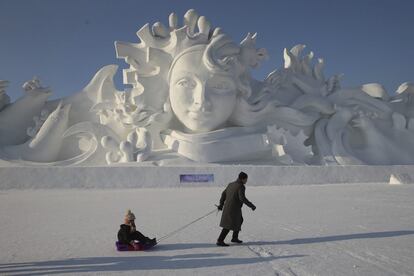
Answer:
[{"xmin": 180, "ymin": 174, "xmax": 214, "ymax": 183}]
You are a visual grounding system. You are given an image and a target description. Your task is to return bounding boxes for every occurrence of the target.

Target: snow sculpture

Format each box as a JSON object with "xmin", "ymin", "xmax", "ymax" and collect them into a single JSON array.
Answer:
[
  {"xmin": 101, "ymin": 127, "xmax": 152, "ymax": 164},
  {"xmin": 0, "ymin": 80, "xmax": 11, "ymax": 111},
  {"xmin": 2, "ymin": 101, "xmax": 71, "ymax": 162},
  {"xmin": 0, "ymin": 77, "xmax": 52, "ymax": 146},
  {"xmin": 0, "ymin": 9, "xmax": 413, "ymax": 166}
]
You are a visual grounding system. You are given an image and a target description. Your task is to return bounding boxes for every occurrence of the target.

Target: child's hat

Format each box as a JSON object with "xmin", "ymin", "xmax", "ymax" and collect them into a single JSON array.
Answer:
[{"xmin": 125, "ymin": 209, "xmax": 136, "ymax": 221}]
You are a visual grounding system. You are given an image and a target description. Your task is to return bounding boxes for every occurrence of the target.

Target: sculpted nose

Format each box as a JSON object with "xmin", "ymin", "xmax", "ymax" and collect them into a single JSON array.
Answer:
[
  {"xmin": 193, "ymin": 84, "xmax": 211, "ymax": 111},
  {"xmin": 193, "ymin": 84, "xmax": 205, "ymax": 104}
]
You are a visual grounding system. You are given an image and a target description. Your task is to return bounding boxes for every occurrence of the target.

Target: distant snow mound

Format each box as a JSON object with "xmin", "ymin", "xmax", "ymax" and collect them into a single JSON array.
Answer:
[{"xmin": 389, "ymin": 173, "xmax": 413, "ymax": 185}]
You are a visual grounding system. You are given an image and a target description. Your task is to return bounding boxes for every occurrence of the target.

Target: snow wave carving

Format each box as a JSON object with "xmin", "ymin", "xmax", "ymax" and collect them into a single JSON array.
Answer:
[{"xmin": 1, "ymin": 9, "xmax": 414, "ymax": 166}]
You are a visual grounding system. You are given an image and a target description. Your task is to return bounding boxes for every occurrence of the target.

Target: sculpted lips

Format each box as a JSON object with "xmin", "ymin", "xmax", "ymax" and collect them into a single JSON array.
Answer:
[{"xmin": 188, "ymin": 110, "xmax": 212, "ymax": 120}]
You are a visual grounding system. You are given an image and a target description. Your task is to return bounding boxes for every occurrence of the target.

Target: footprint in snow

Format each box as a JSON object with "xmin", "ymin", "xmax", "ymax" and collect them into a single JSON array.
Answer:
[{"xmin": 248, "ymin": 245, "xmax": 274, "ymax": 257}]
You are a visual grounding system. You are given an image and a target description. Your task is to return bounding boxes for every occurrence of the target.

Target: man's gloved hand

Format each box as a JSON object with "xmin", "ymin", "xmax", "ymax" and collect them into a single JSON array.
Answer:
[
  {"xmin": 251, "ymin": 204, "xmax": 256, "ymax": 211},
  {"xmin": 217, "ymin": 205, "xmax": 223, "ymax": 211}
]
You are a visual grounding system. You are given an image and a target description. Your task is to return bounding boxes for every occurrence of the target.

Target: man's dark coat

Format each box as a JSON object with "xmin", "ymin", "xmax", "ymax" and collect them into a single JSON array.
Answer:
[{"xmin": 219, "ymin": 179, "xmax": 255, "ymax": 231}]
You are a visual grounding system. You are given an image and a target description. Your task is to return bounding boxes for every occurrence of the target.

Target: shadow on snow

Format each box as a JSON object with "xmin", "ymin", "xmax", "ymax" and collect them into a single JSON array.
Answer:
[
  {"xmin": 269, "ymin": 230, "xmax": 414, "ymax": 245},
  {"xmin": 0, "ymin": 253, "xmax": 303, "ymax": 275},
  {"xmin": 1, "ymin": 230, "xmax": 413, "ymax": 274},
  {"xmin": 158, "ymin": 229, "xmax": 414, "ymax": 251}
]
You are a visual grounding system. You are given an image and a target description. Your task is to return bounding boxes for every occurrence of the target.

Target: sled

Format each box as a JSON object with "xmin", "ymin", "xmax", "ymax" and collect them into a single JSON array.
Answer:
[{"xmin": 115, "ymin": 240, "xmax": 156, "ymax": 251}]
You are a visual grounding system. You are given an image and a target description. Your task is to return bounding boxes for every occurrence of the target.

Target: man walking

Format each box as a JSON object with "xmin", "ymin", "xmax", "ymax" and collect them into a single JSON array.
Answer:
[{"xmin": 216, "ymin": 172, "xmax": 256, "ymax": 246}]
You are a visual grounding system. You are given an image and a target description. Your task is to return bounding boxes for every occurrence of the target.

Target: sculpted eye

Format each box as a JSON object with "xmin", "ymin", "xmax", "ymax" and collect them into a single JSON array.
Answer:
[
  {"xmin": 176, "ymin": 78, "xmax": 196, "ymax": 89},
  {"xmin": 212, "ymin": 83, "xmax": 226, "ymax": 89}
]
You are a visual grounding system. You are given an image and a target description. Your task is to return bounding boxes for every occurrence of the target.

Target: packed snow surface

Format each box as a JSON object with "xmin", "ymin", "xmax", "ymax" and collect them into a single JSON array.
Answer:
[{"xmin": 1, "ymin": 183, "xmax": 414, "ymax": 275}]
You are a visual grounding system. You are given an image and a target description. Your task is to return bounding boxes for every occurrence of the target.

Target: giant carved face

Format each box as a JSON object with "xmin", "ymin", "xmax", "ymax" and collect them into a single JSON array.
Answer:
[{"xmin": 169, "ymin": 47, "xmax": 238, "ymax": 132}]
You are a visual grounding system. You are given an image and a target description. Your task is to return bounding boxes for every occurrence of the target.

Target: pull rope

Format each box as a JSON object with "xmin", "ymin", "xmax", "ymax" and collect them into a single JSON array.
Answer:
[{"xmin": 157, "ymin": 208, "xmax": 218, "ymax": 244}]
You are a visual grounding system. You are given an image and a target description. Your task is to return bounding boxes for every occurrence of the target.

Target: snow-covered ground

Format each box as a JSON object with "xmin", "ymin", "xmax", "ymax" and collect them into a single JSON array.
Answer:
[{"xmin": 0, "ymin": 183, "xmax": 413, "ymax": 275}]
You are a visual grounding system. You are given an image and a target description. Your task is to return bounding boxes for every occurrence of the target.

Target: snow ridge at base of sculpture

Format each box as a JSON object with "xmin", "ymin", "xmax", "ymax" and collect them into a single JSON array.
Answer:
[{"xmin": 1, "ymin": 9, "xmax": 414, "ymax": 166}]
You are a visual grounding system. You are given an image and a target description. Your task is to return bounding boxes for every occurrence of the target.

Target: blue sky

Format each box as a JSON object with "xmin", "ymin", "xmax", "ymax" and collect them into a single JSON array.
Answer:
[{"xmin": 1, "ymin": 0, "xmax": 413, "ymax": 101}]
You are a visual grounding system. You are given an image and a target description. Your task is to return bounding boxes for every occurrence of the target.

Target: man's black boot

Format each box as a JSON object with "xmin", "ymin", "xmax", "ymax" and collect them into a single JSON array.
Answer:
[
  {"xmin": 231, "ymin": 231, "xmax": 243, "ymax": 243},
  {"xmin": 216, "ymin": 228, "xmax": 230, "ymax": 246},
  {"xmin": 231, "ymin": 238, "xmax": 243, "ymax": 243},
  {"xmin": 216, "ymin": 240, "xmax": 230, "ymax": 247}
]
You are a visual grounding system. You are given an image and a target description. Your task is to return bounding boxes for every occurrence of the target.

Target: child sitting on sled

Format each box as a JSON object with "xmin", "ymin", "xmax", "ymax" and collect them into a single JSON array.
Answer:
[{"xmin": 117, "ymin": 209, "xmax": 156, "ymax": 249}]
